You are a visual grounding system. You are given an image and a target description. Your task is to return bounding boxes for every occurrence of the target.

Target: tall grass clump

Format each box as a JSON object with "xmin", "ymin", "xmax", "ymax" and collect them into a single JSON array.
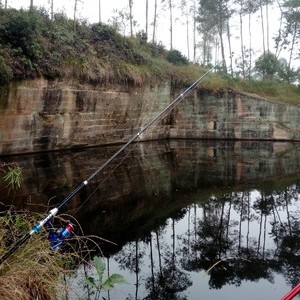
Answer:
[
  {"xmin": 0, "ymin": 211, "xmax": 75, "ymax": 300},
  {"xmin": 0, "ymin": 163, "xmax": 125, "ymax": 300}
]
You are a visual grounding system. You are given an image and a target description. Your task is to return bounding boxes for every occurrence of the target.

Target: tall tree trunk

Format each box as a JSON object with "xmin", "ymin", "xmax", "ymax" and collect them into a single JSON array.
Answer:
[
  {"xmin": 99, "ymin": 0, "xmax": 101, "ymax": 23},
  {"xmin": 219, "ymin": 28, "xmax": 227, "ymax": 72},
  {"xmin": 169, "ymin": 0, "xmax": 173, "ymax": 50},
  {"xmin": 287, "ymin": 22, "xmax": 298, "ymax": 83},
  {"xmin": 186, "ymin": 14, "xmax": 190, "ymax": 60},
  {"xmin": 30, "ymin": 0, "xmax": 33, "ymax": 9},
  {"xmin": 193, "ymin": 0, "xmax": 197, "ymax": 62},
  {"xmin": 260, "ymin": 0, "xmax": 266, "ymax": 55},
  {"xmin": 240, "ymin": 0, "xmax": 246, "ymax": 79},
  {"xmin": 129, "ymin": 0, "xmax": 133, "ymax": 37},
  {"xmin": 152, "ymin": 0, "xmax": 157, "ymax": 42},
  {"xmin": 275, "ymin": 0, "xmax": 284, "ymax": 59},
  {"xmin": 217, "ymin": 1, "xmax": 227, "ymax": 72},
  {"xmin": 146, "ymin": 0, "xmax": 148, "ymax": 40},
  {"xmin": 180, "ymin": 0, "xmax": 191, "ymax": 59},
  {"xmin": 227, "ymin": 21, "xmax": 233, "ymax": 76},
  {"xmin": 248, "ymin": 12, "xmax": 252, "ymax": 79},
  {"xmin": 266, "ymin": 2, "xmax": 270, "ymax": 52},
  {"xmin": 73, "ymin": 0, "xmax": 78, "ymax": 33},
  {"xmin": 50, "ymin": 0, "xmax": 54, "ymax": 20}
]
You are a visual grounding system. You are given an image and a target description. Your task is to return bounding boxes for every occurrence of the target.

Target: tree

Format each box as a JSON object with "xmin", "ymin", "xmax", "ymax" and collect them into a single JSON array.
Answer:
[
  {"xmin": 99, "ymin": 0, "xmax": 101, "ymax": 23},
  {"xmin": 162, "ymin": 0, "xmax": 175, "ymax": 50},
  {"xmin": 234, "ymin": 0, "xmax": 247, "ymax": 78},
  {"xmin": 0, "ymin": 0, "xmax": 6, "ymax": 9},
  {"xmin": 49, "ymin": 0, "xmax": 54, "ymax": 20},
  {"xmin": 73, "ymin": 0, "xmax": 78, "ymax": 32},
  {"xmin": 192, "ymin": 0, "xmax": 198, "ymax": 62},
  {"xmin": 152, "ymin": 0, "xmax": 158, "ymax": 42},
  {"xmin": 226, "ymin": 7, "xmax": 234, "ymax": 76},
  {"xmin": 244, "ymin": 0, "xmax": 261, "ymax": 79},
  {"xmin": 254, "ymin": 51, "xmax": 281, "ymax": 79},
  {"xmin": 179, "ymin": 0, "xmax": 191, "ymax": 60},
  {"xmin": 282, "ymin": 0, "xmax": 300, "ymax": 81},
  {"xmin": 128, "ymin": 0, "xmax": 133, "ymax": 37},
  {"xmin": 258, "ymin": 0, "xmax": 275, "ymax": 55},
  {"xmin": 274, "ymin": 0, "xmax": 299, "ymax": 82},
  {"xmin": 145, "ymin": 0, "xmax": 148, "ymax": 41},
  {"xmin": 197, "ymin": 0, "xmax": 231, "ymax": 72},
  {"xmin": 110, "ymin": 8, "xmax": 129, "ymax": 36},
  {"xmin": 277, "ymin": 57, "xmax": 298, "ymax": 82}
]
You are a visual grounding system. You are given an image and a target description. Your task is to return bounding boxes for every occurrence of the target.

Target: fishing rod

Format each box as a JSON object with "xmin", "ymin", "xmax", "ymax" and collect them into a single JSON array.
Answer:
[{"xmin": 0, "ymin": 62, "xmax": 221, "ymax": 265}]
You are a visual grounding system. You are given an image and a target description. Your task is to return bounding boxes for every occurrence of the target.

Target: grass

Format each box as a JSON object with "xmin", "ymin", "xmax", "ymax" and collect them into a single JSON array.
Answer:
[
  {"xmin": 0, "ymin": 211, "xmax": 71, "ymax": 300},
  {"xmin": 0, "ymin": 8, "xmax": 299, "ymax": 105},
  {"xmin": 0, "ymin": 209, "xmax": 111, "ymax": 300},
  {"xmin": 198, "ymin": 74, "xmax": 300, "ymax": 106}
]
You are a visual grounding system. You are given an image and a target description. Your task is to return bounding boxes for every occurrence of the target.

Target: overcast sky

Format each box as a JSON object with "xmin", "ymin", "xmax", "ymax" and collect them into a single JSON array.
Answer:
[{"xmin": 6, "ymin": 0, "xmax": 295, "ymax": 68}]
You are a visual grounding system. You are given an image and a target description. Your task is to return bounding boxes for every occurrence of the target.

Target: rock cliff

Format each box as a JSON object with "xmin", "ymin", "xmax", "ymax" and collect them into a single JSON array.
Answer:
[{"xmin": 0, "ymin": 79, "xmax": 299, "ymax": 155}]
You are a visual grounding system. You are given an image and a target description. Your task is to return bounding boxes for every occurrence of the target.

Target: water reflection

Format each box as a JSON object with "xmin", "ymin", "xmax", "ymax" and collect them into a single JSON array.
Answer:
[
  {"xmin": 1, "ymin": 140, "xmax": 300, "ymax": 299},
  {"xmin": 99, "ymin": 187, "xmax": 300, "ymax": 300}
]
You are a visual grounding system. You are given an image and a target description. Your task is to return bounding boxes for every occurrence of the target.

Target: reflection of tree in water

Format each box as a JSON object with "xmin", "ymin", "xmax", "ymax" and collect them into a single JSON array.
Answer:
[
  {"xmin": 112, "ymin": 186, "xmax": 300, "ymax": 297},
  {"xmin": 114, "ymin": 240, "xmax": 147, "ymax": 299},
  {"xmin": 144, "ymin": 265, "xmax": 191, "ymax": 300},
  {"xmin": 179, "ymin": 187, "xmax": 300, "ymax": 289},
  {"xmin": 115, "ymin": 218, "xmax": 192, "ymax": 299},
  {"xmin": 270, "ymin": 186, "xmax": 300, "ymax": 287},
  {"xmin": 144, "ymin": 223, "xmax": 192, "ymax": 300}
]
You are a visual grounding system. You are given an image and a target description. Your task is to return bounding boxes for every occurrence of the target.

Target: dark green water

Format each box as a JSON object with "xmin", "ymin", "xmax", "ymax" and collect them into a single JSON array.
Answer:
[{"xmin": 1, "ymin": 140, "xmax": 300, "ymax": 299}]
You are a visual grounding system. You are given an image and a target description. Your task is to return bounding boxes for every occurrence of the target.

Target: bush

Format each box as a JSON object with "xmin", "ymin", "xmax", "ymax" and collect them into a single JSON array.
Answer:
[
  {"xmin": 167, "ymin": 49, "xmax": 189, "ymax": 66},
  {"xmin": 0, "ymin": 9, "xmax": 42, "ymax": 61},
  {"xmin": 0, "ymin": 55, "xmax": 12, "ymax": 86}
]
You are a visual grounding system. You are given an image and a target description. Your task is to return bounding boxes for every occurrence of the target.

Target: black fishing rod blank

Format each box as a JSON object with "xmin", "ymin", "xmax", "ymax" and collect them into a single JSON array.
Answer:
[{"xmin": 0, "ymin": 62, "xmax": 220, "ymax": 266}]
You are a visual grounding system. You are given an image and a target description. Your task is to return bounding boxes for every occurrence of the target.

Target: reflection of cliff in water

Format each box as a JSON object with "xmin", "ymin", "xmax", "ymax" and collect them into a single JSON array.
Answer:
[
  {"xmin": 1, "ymin": 140, "xmax": 300, "ymax": 298},
  {"xmin": 1, "ymin": 140, "xmax": 300, "ymax": 245}
]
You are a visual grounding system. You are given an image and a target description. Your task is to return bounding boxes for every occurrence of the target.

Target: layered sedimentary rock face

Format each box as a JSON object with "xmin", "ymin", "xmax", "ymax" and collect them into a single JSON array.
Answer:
[{"xmin": 0, "ymin": 79, "xmax": 299, "ymax": 155}]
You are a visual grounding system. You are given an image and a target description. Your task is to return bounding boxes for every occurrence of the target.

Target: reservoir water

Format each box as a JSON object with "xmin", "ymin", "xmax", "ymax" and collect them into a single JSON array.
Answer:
[{"xmin": 1, "ymin": 139, "xmax": 300, "ymax": 299}]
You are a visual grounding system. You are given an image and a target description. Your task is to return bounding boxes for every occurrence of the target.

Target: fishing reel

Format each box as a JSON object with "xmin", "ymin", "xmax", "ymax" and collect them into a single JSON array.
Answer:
[{"xmin": 48, "ymin": 220, "xmax": 75, "ymax": 250}]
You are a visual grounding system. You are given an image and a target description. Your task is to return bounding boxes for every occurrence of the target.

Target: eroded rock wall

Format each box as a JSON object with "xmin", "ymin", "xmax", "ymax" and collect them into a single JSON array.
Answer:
[
  {"xmin": 0, "ymin": 79, "xmax": 171, "ymax": 154},
  {"xmin": 169, "ymin": 90, "xmax": 300, "ymax": 141},
  {"xmin": 0, "ymin": 79, "xmax": 299, "ymax": 155}
]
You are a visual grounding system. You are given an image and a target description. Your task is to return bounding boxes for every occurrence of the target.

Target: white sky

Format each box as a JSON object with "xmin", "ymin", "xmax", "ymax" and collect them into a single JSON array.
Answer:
[{"xmin": 5, "ymin": 0, "xmax": 298, "ymax": 68}]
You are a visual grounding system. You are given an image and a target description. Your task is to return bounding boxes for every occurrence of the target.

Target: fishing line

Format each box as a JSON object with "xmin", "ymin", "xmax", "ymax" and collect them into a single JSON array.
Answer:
[{"xmin": 0, "ymin": 62, "xmax": 221, "ymax": 265}]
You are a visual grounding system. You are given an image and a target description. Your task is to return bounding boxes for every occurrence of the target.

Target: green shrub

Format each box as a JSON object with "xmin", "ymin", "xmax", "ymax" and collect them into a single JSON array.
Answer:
[
  {"xmin": 0, "ymin": 55, "xmax": 12, "ymax": 86},
  {"xmin": 0, "ymin": 9, "xmax": 42, "ymax": 61},
  {"xmin": 167, "ymin": 49, "xmax": 188, "ymax": 65}
]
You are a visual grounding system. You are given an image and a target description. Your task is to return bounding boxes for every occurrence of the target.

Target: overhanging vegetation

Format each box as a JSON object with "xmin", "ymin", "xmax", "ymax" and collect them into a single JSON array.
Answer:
[{"xmin": 0, "ymin": 7, "xmax": 299, "ymax": 105}]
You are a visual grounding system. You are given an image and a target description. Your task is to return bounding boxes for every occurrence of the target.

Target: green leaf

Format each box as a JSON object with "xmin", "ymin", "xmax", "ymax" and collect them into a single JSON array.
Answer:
[
  {"xmin": 93, "ymin": 256, "xmax": 105, "ymax": 283},
  {"xmin": 84, "ymin": 276, "xmax": 97, "ymax": 289},
  {"xmin": 3, "ymin": 165, "xmax": 23, "ymax": 194},
  {"xmin": 102, "ymin": 274, "xmax": 127, "ymax": 291}
]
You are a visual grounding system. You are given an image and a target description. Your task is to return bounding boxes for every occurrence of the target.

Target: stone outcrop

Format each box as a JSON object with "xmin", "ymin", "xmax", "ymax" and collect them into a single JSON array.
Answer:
[
  {"xmin": 169, "ymin": 90, "xmax": 300, "ymax": 141},
  {"xmin": 0, "ymin": 79, "xmax": 299, "ymax": 155}
]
